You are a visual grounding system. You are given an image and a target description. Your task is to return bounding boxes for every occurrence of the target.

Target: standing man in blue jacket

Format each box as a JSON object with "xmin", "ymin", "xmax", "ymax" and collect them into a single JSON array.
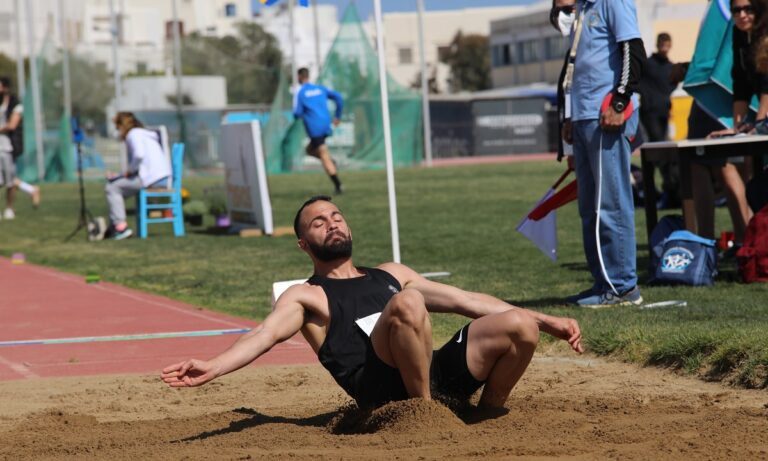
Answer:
[
  {"xmin": 555, "ymin": 0, "xmax": 646, "ymax": 307},
  {"xmin": 294, "ymin": 68, "xmax": 344, "ymax": 194}
]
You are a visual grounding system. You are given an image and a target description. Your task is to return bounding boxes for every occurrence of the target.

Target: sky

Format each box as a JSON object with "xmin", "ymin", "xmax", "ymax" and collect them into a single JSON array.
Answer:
[{"xmin": 252, "ymin": 0, "xmax": 539, "ymax": 20}]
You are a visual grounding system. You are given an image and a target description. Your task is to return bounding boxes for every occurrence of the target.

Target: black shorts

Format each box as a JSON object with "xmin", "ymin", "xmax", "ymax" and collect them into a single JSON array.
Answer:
[
  {"xmin": 347, "ymin": 322, "xmax": 484, "ymax": 409},
  {"xmin": 308, "ymin": 136, "xmax": 327, "ymax": 150}
]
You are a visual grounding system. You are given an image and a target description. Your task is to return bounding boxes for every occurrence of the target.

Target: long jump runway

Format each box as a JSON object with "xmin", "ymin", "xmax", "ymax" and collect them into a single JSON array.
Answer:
[{"xmin": 0, "ymin": 257, "xmax": 316, "ymax": 381}]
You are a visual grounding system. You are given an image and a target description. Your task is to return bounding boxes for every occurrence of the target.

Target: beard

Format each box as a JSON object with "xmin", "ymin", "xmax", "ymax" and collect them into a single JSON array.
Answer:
[{"xmin": 308, "ymin": 231, "xmax": 353, "ymax": 262}]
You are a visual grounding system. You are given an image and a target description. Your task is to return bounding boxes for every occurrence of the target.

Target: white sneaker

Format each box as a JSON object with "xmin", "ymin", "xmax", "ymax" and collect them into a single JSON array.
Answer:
[{"xmin": 3, "ymin": 208, "xmax": 15, "ymax": 220}]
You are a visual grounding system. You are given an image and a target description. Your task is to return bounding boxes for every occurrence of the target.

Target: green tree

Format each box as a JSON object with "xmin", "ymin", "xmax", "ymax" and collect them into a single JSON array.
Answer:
[
  {"xmin": 0, "ymin": 53, "xmax": 20, "ymax": 88},
  {"xmin": 182, "ymin": 22, "xmax": 283, "ymax": 104},
  {"xmin": 441, "ymin": 32, "xmax": 491, "ymax": 93}
]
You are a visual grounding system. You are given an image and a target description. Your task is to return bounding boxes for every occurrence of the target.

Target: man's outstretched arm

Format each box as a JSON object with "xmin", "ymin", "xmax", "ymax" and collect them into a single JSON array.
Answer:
[
  {"xmin": 161, "ymin": 287, "xmax": 306, "ymax": 387},
  {"xmin": 380, "ymin": 263, "xmax": 583, "ymax": 353}
]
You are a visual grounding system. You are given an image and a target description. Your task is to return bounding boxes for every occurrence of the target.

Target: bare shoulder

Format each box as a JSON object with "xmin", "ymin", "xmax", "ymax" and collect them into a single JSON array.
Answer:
[
  {"xmin": 376, "ymin": 262, "xmax": 422, "ymax": 287},
  {"xmin": 275, "ymin": 282, "xmax": 327, "ymax": 317}
]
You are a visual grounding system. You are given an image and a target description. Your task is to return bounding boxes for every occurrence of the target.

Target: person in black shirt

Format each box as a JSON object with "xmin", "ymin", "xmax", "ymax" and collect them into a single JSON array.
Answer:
[
  {"xmin": 162, "ymin": 196, "xmax": 583, "ymax": 412},
  {"xmin": 639, "ymin": 33, "xmax": 680, "ymax": 208}
]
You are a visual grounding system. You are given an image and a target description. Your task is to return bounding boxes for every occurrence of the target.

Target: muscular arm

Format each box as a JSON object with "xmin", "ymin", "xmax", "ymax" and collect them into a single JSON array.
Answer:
[
  {"xmin": 161, "ymin": 286, "xmax": 307, "ymax": 387},
  {"xmin": 380, "ymin": 263, "xmax": 583, "ymax": 352}
]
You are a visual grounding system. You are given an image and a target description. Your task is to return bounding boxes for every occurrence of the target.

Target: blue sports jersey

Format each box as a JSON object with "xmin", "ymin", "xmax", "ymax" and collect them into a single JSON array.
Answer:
[{"xmin": 293, "ymin": 83, "xmax": 344, "ymax": 138}]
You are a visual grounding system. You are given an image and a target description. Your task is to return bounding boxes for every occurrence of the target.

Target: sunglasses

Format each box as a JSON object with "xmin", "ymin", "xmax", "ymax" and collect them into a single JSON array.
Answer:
[
  {"xmin": 554, "ymin": 5, "xmax": 575, "ymax": 15},
  {"xmin": 731, "ymin": 5, "xmax": 755, "ymax": 15}
]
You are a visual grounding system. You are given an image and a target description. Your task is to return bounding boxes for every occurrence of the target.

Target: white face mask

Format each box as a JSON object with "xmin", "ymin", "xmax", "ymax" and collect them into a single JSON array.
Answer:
[{"xmin": 558, "ymin": 10, "xmax": 576, "ymax": 37}]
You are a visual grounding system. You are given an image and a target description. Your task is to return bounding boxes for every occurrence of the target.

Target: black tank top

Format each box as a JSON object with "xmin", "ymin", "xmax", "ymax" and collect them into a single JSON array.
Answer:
[{"xmin": 308, "ymin": 267, "xmax": 401, "ymax": 395}]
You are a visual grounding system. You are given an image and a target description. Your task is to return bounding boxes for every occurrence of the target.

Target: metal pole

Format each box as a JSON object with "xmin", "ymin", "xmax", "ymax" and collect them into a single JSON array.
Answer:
[
  {"xmin": 312, "ymin": 0, "xmax": 322, "ymax": 75},
  {"xmin": 109, "ymin": 0, "xmax": 121, "ymax": 112},
  {"xmin": 13, "ymin": 0, "xmax": 26, "ymax": 98},
  {"xmin": 171, "ymin": 0, "xmax": 185, "ymax": 143},
  {"xmin": 59, "ymin": 0, "xmax": 72, "ymax": 119},
  {"xmin": 24, "ymin": 0, "xmax": 45, "ymax": 181},
  {"xmin": 109, "ymin": 0, "xmax": 126, "ymax": 172},
  {"xmin": 289, "ymin": 0, "xmax": 297, "ymax": 88},
  {"xmin": 416, "ymin": 0, "xmax": 433, "ymax": 167},
  {"xmin": 373, "ymin": 0, "xmax": 401, "ymax": 263}
]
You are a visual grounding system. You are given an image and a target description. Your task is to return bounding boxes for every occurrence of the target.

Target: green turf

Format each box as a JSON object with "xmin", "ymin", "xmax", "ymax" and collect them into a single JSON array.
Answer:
[{"xmin": 1, "ymin": 161, "xmax": 766, "ymax": 387}]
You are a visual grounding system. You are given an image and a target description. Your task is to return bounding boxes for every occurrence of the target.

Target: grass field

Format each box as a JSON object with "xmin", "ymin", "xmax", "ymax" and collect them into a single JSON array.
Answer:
[{"xmin": 1, "ymin": 160, "xmax": 766, "ymax": 388}]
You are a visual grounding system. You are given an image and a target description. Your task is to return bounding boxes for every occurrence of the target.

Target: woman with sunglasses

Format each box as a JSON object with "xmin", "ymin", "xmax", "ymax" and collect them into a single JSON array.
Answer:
[{"xmin": 695, "ymin": 0, "xmax": 765, "ymax": 252}]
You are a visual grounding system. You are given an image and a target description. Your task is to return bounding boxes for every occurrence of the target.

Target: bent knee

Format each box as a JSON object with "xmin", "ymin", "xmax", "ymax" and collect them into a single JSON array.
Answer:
[
  {"xmin": 501, "ymin": 310, "xmax": 539, "ymax": 348},
  {"xmin": 386, "ymin": 289, "xmax": 428, "ymax": 327}
]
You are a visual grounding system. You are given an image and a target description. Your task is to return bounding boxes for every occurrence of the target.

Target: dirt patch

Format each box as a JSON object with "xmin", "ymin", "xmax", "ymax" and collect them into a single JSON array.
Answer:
[{"xmin": 1, "ymin": 355, "xmax": 767, "ymax": 460}]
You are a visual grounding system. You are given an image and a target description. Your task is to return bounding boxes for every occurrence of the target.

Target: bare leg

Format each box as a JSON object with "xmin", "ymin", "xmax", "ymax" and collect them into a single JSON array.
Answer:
[
  {"xmin": 370, "ymin": 289, "xmax": 433, "ymax": 399},
  {"xmin": 316, "ymin": 144, "xmax": 337, "ymax": 176},
  {"xmin": 465, "ymin": 309, "xmax": 539, "ymax": 408},
  {"xmin": 719, "ymin": 163, "xmax": 752, "ymax": 243},
  {"xmin": 5, "ymin": 184, "xmax": 15, "ymax": 211},
  {"xmin": 692, "ymin": 163, "xmax": 715, "ymax": 239}
]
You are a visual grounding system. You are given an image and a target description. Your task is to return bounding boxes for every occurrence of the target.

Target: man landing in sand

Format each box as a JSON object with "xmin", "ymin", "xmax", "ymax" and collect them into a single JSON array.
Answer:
[{"xmin": 162, "ymin": 196, "xmax": 584, "ymax": 410}]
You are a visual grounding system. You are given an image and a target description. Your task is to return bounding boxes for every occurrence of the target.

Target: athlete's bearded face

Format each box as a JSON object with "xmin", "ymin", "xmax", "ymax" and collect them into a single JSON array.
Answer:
[{"xmin": 299, "ymin": 201, "xmax": 353, "ymax": 262}]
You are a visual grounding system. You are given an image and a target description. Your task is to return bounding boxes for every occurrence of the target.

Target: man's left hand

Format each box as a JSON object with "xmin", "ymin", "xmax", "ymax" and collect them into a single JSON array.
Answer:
[
  {"xmin": 544, "ymin": 317, "xmax": 584, "ymax": 354},
  {"xmin": 332, "ymin": 118, "xmax": 341, "ymax": 127},
  {"xmin": 600, "ymin": 106, "xmax": 625, "ymax": 131}
]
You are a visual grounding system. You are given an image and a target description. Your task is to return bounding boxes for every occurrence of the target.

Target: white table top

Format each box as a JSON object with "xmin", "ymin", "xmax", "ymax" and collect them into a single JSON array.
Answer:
[{"xmin": 641, "ymin": 134, "xmax": 768, "ymax": 150}]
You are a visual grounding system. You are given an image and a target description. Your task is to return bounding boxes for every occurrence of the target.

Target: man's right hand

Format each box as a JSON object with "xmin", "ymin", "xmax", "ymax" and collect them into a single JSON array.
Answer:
[
  {"xmin": 562, "ymin": 120, "xmax": 573, "ymax": 144},
  {"xmin": 161, "ymin": 359, "xmax": 219, "ymax": 388},
  {"xmin": 707, "ymin": 128, "xmax": 736, "ymax": 139}
]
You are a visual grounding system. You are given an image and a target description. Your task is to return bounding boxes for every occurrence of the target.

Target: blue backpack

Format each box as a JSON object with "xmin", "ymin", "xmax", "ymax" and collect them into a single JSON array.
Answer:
[{"xmin": 651, "ymin": 230, "xmax": 718, "ymax": 286}]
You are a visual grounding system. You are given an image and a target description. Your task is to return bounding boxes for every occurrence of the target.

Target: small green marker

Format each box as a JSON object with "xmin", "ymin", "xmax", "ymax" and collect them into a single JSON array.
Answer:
[{"xmin": 85, "ymin": 272, "xmax": 101, "ymax": 284}]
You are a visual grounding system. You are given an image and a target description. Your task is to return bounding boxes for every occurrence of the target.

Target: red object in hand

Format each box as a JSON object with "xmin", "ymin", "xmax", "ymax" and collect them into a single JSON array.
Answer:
[
  {"xmin": 528, "ymin": 179, "xmax": 579, "ymax": 221},
  {"xmin": 600, "ymin": 93, "xmax": 634, "ymax": 122}
]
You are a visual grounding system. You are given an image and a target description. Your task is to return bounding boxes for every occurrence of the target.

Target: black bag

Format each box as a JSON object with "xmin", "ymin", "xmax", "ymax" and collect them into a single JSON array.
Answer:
[{"xmin": 4, "ymin": 95, "xmax": 23, "ymax": 159}]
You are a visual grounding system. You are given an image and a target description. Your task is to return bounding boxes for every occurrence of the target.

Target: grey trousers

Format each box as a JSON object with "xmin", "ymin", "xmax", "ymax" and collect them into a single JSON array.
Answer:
[{"xmin": 105, "ymin": 176, "xmax": 143, "ymax": 224}]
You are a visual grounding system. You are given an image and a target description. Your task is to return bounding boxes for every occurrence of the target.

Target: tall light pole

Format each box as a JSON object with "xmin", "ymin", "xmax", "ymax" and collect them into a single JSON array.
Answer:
[
  {"xmin": 108, "ymin": 0, "xmax": 121, "ymax": 112},
  {"xmin": 13, "ymin": 0, "xmax": 26, "ymax": 98},
  {"xmin": 171, "ymin": 0, "xmax": 185, "ymax": 143},
  {"xmin": 312, "ymin": 0, "xmax": 322, "ymax": 75},
  {"xmin": 416, "ymin": 0, "xmax": 433, "ymax": 167},
  {"xmin": 373, "ymin": 0, "xmax": 401, "ymax": 263},
  {"xmin": 24, "ymin": 0, "xmax": 45, "ymax": 181},
  {"xmin": 108, "ymin": 0, "xmax": 126, "ymax": 171},
  {"xmin": 59, "ymin": 0, "xmax": 71, "ymax": 120},
  {"xmin": 289, "ymin": 0, "xmax": 297, "ymax": 88}
]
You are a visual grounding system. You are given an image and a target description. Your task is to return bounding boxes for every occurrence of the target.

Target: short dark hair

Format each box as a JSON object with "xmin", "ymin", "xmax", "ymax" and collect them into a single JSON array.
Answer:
[
  {"xmin": 297, "ymin": 67, "xmax": 310, "ymax": 80},
  {"xmin": 0, "ymin": 76, "xmax": 11, "ymax": 89},
  {"xmin": 657, "ymin": 33, "xmax": 671, "ymax": 45},
  {"xmin": 294, "ymin": 195, "xmax": 333, "ymax": 238}
]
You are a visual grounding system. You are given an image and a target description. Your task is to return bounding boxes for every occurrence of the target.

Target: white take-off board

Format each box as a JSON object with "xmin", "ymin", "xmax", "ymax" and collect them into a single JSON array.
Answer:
[{"xmin": 220, "ymin": 121, "xmax": 274, "ymax": 234}]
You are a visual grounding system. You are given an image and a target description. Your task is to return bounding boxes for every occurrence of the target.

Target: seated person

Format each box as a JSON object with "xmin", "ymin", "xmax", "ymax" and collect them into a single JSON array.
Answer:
[
  {"xmin": 105, "ymin": 112, "xmax": 170, "ymax": 240},
  {"xmin": 162, "ymin": 196, "xmax": 583, "ymax": 412}
]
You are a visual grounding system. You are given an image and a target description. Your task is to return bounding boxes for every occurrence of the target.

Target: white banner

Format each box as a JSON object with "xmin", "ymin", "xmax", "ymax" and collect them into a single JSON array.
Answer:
[{"xmin": 219, "ymin": 121, "xmax": 274, "ymax": 234}]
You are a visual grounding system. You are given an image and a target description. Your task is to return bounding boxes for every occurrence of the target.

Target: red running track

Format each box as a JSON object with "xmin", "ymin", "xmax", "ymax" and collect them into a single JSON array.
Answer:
[{"xmin": 0, "ymin": 258, "xmax": 316, "ymax": 381}]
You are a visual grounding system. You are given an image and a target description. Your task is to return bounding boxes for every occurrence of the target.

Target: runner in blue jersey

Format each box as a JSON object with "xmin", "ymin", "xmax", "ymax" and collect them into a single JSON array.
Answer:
[{"xmin": 294, "ymin": 68, "xmax": 344, "ymax": 194}]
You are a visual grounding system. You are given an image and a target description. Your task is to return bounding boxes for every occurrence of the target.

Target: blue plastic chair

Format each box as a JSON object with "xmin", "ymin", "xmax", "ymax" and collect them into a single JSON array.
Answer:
[{"xmin": 136, "ymin": 143, "xmax": 185, "ymax": 239}]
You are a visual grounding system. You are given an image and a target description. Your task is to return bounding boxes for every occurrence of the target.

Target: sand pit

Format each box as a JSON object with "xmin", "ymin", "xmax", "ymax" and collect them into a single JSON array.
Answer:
[{"xmin": 1, "ymin": 354, "xmax": 766, "ymax": 460}]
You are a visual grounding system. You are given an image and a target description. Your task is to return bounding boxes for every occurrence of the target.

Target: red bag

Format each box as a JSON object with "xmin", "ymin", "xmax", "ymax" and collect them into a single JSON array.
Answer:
[{"xmin": 737, "ymin": 205, "xmax": 768, "ymax": 283}]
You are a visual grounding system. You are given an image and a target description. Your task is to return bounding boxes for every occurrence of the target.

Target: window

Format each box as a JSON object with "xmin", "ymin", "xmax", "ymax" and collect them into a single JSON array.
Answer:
[
  {"xmin": 136, "ymin": 62, "xmax": 148, "ymax": 74},
  {"xmin": 517, "ymin": 40, "xmax": 541, "ymax": 64},
  {"xmin": 545, "ymin": 36, "xmax": 569, "ymax": 60},
  {"xmin": 491, "ymin": 44, "xmax": 512, "ymax": 67},
  {"xmin": 225, "ymin": 3, "xmax": 237, "ymax": 17},
  {"xmin": 398, "ymin": 47, "xmax": 413, "ymax": 65}
]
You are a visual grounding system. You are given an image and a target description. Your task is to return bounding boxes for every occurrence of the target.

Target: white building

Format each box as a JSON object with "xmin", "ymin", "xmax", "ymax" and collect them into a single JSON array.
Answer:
[
  {"xmin": 79, "ymin": 0, "xmax": 252, "ymax": 74},
  {"xmin": 490, "ymin": 0, "xmax": 709, "ymax": 89},
  {"xmin": 120, "ymin": 75, "xmax": 227, "ymax": 110},
  {"xmin": 369, "ymin": 6, "xmax": 524, "ymax": 93},
  {"xmin": 253, "ymin": 3, "xmax": 339, "ymax": 80}
]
